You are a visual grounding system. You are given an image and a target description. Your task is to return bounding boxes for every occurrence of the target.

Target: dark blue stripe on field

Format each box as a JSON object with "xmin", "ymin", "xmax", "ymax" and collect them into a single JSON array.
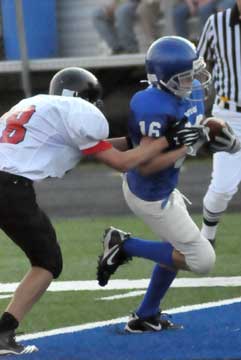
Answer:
[{"xmin": 16, "ymin": 302, "xmax": 241, "ymax": 360}]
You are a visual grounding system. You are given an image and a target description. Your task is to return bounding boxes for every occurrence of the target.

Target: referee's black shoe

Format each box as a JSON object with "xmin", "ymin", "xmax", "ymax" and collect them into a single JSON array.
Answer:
[
  {"xmin": 97, "ymin": 226, "xmax": 132, "ymax": 287},
  {"xmin": 0, "ymin": 330, "xmax": 38, "ymax": 355}
]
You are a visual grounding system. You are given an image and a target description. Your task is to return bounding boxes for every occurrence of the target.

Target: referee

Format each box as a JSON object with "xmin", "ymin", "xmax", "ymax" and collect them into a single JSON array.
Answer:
[{"xmin": 197, "ymin": 0, "xmax": 241, "ymax": 247}]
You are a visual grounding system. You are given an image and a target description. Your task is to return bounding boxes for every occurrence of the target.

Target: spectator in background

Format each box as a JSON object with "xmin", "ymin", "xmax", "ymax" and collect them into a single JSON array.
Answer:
[
  {"xmin": 93, "ymin": 0, "xmax": 141, "ymax": 54},
  {"xmin": 172, "ymin": 0, "xmax": 234, "ymax": 39},
  {"xmin": 137, "ymin": 0, "xmax": 162, "ymax": 47},
  {"xmin": 217, "ymin": 0, "xmax": 235, "ymax": 10},
  {"xmin": 92, "ymin": 0, "xmax": 162, "ymax": 54}
]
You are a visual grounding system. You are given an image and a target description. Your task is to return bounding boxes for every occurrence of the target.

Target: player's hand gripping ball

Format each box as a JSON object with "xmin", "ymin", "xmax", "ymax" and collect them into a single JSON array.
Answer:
[
  {"xmin": 200, "ymin": 117, "xmax": 227, "ymax": 142},
  {"xmin": 201, "ymin": 117, "xmax": 241, "ymax": 154}
]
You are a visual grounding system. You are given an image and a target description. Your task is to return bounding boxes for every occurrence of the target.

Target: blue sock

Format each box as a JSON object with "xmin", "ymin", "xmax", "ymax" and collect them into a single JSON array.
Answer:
[
  {"xmin": 136, "ymin": 264, "xmax": 177, "ymax": 319},
  {"xmin": 123, "ymin": 237, "xmax": 174, "ymax": 268}
]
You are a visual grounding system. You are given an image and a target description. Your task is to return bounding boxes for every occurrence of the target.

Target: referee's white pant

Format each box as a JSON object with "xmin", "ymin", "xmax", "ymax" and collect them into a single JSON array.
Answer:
[
  {"xmin": 204, "ymin": 105, "xmax": 241, "ymax": 213},
  {"xmin": 122, "ymin": 177, "xmax": 215, "ymax": 275}
]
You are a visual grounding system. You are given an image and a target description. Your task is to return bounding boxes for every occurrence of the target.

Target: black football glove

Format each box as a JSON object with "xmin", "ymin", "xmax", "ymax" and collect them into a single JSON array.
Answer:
[
  {"xmin": 166, "ymin": 123, "xmax": 208, "ymax": 147},
  {"xmin": 179, "ymin": 126, "xmax": 210, "ymax": 156},
  {"xmin": 165, "ymin": 118, "xmax": 187, "ymax": 147},
  {"xmin": 175, "ymin": 127, "xmax": 205, "ymax": 146}
]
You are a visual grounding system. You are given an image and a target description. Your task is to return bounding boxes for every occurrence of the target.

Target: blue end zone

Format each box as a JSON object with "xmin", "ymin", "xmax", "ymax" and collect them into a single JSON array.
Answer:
[{"xmin": 18, "ymin": 302, "xmax": 241, "ymax": 360}]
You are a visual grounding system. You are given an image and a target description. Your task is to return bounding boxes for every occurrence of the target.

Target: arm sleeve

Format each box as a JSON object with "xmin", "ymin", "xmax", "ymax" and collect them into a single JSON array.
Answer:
[
  {"xmin": 66, "ymin": 106, "xmax": 110, "ymax": 151},
  {"xmin": 144, "ymin": 114, "xmax": 170, "ymax": 138},
  {"xmin": 82, "ymin": 140, "xmax": 112, "ymax": 155},
  {"xmin": 197, "ymin": 15, "xmax": 214, "ymax": 62}
]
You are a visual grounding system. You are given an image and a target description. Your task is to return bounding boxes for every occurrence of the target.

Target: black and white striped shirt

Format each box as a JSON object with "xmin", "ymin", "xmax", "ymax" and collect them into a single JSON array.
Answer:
[{"xmin": 197, "ymin": 4, "xmax": 241, "ymax": 105}]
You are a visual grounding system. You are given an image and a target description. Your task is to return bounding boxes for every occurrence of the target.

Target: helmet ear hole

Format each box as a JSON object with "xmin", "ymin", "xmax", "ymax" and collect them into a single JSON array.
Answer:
[
  {"xmin": 95, "ymin": 99, "xmax": 104, "ymax": 111},
  {"xmin": 49, "ymin": 67, "xmax": 102, "ymax": 105}
]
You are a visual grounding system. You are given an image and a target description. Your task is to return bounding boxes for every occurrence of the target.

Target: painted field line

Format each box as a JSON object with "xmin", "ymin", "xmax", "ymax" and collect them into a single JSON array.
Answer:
[
  {"xmin": 18, "ymin": 296, "xmax": 241, "ymax": 341},
  {"xmin": 1, "ymin": 276, "xmax": 241, "ymax": 293},
  {"xmin": 97, "ymin": 290, "xmax": 146, "ymax": 300},
  {"xmin": 0, "ymin": 295, "xmax": 12, "ymax": 300}
]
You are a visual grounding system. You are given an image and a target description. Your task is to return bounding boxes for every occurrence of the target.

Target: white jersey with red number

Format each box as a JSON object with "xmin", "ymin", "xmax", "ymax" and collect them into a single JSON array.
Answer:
[{"xmin": 0, "ymin": 94, "xmax": 109, "ymax": 180}]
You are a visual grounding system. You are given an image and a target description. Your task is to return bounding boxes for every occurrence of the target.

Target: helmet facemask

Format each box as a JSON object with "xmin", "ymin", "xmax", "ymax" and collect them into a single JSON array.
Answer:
[{"xmin": 161, "ymin": 57, "xmax": 211, "ymax": 101}]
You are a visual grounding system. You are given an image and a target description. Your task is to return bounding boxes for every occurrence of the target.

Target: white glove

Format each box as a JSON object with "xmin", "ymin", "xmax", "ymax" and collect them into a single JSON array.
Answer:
[
  {"xmin": 209, "ymin": 124, "xmax": 241, "ymax": 154},
  {"xmin": 186, "ymin": 138, "xmax": 205, "ymax": 156}
]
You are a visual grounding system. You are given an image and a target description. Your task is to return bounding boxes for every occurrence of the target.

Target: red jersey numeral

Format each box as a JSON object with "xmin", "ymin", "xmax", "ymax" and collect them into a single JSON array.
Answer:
[{"xmin": 0, "ymin": 106, "xmax": 35, "ymax": 144}]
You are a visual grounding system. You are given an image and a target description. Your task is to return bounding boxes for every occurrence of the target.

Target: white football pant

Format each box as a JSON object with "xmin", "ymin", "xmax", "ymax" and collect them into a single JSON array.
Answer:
[
  {"xmin": 204, "ymin": 105, "xmax": 241, "ymax": 213},
  {"xmin": 123, "ymin": 177, "xmax": 215, "ymax": 275}
]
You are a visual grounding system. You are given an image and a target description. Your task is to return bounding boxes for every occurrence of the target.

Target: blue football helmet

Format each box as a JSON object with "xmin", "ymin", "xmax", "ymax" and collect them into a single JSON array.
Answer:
[{"xmin": 145, "ymin": 36, "xmax": 211, "ymax": 99}]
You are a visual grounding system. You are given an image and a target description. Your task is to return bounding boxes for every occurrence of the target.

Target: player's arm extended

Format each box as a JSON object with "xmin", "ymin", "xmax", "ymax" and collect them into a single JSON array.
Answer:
[
  {"xmin": 137, "ymin": 136, "xmax": 187, "ymax": 176},
  {"xmin": 93, "ymin": 136, "xmax": 169, "ymax": 172},
  {"xmin": 106, "ymin": 136, "xmax": 132, "ymax": 151}
]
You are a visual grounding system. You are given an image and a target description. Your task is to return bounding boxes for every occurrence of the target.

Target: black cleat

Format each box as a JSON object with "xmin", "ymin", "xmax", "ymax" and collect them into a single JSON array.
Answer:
[
  {"xmin": 125, "ymin": 312, "xmax": 183, "ymax": 333},
  {"xmin": 97, "ymin": 226, "xmax": 132, "ymax": 287},
  {"xmin": 0, "ymin": 330, "xmax": 38, "ymax": 355}
]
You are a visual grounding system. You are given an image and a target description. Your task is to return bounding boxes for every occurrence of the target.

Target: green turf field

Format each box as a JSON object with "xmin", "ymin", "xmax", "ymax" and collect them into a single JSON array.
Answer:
[{"xmin": 0, "ymin": 214, "xmax": 240, "ymax": 334}]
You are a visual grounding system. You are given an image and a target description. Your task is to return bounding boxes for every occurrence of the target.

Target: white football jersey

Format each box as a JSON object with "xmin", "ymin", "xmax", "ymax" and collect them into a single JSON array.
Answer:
[{"xmin": 0, "ymin": 95, "xmax": 109, "ymax": 180}]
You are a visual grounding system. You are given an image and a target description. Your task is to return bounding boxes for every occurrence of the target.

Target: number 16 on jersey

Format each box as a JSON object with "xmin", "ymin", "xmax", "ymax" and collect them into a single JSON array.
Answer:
[{"xmin": 139, "ymin": 121, "xmax": 162, "ymax": 137}]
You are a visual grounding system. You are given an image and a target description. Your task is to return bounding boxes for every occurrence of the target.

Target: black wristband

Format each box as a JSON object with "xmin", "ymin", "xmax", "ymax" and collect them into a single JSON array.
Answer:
[{"xmin": 126, "ymin": 135, "xmax": 133, "ymax": 149}]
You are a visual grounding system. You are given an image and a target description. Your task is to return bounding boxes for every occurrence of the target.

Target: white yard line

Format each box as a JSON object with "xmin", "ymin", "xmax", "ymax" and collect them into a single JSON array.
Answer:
[
  {"xmin": 97, "ymin": 290, "xmax": 146, "ymax": 300},
  {"xmin": 0, "ymin": 295, "xmax": 12, "ymax": 299},
  {"xmin": 18, "ymin": 296, "xmax": 241, "ymax": 341},
  {"xmin": 1, "ymin": 276, "xmax": 241, "ymax": 293}
]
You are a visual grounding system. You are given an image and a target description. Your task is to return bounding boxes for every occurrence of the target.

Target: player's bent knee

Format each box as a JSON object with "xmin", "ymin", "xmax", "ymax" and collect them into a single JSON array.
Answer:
[
  {"xmin": 30, "ymin": 243, "xmax": 63, "ymax": 279},
  {"xmin": 204, "ymin": 188, "xmax": 235, "ymax": 213},
  {"xmin": 47, "ymin": 243, "xmax": 63, "ymax": 278},
  {"xmin": 51, "ymin": 247, "xmax": 63, "ymax": 279},
  {"xmin": 195, "ymin": 249, "xmax": 216, "ymax": 274},
  {"xmin": 187, "ymin": 241, "xmax": 216, "ymax": 275}
]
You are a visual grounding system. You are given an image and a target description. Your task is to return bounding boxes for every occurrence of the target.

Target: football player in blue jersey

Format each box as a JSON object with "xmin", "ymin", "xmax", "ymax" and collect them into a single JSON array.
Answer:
[{"xmin": 97, "ymin": 36, "xmax": 237, "ymax": 333}]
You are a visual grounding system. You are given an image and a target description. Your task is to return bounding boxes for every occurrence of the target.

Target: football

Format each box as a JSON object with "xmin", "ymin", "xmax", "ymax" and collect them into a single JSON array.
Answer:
[{"xmin": 200, "ymin": 117, "xmax": 227, "ymax": 142}]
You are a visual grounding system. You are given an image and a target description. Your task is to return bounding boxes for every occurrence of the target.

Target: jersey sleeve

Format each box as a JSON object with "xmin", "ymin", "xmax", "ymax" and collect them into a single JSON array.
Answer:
[
  {"xmin": 82, "ymin": 140, "xmax": 112, "ymax": 155},
  {"xmin": 197, "ymin": 15, "xmax": 214, "ymax": 62},
  {"xmin": 66, "ymin": 105, "xmax": 110, "ymax": 151},
  {"xmin": 141, "ymin": 114, "xmax": 168, "ymax": 138}
]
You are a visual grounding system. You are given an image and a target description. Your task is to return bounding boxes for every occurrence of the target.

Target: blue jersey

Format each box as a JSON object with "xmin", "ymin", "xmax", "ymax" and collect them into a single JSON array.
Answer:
[{"xmin": 126, "ymin": 83, "xmax": 204, "ymax": 201}]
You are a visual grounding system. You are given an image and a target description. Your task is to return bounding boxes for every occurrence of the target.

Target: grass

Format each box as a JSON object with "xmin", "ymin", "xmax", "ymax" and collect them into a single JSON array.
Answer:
[{"xmin": 0, "ymin": 213, "xmax": 240, "ymax": 334}]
